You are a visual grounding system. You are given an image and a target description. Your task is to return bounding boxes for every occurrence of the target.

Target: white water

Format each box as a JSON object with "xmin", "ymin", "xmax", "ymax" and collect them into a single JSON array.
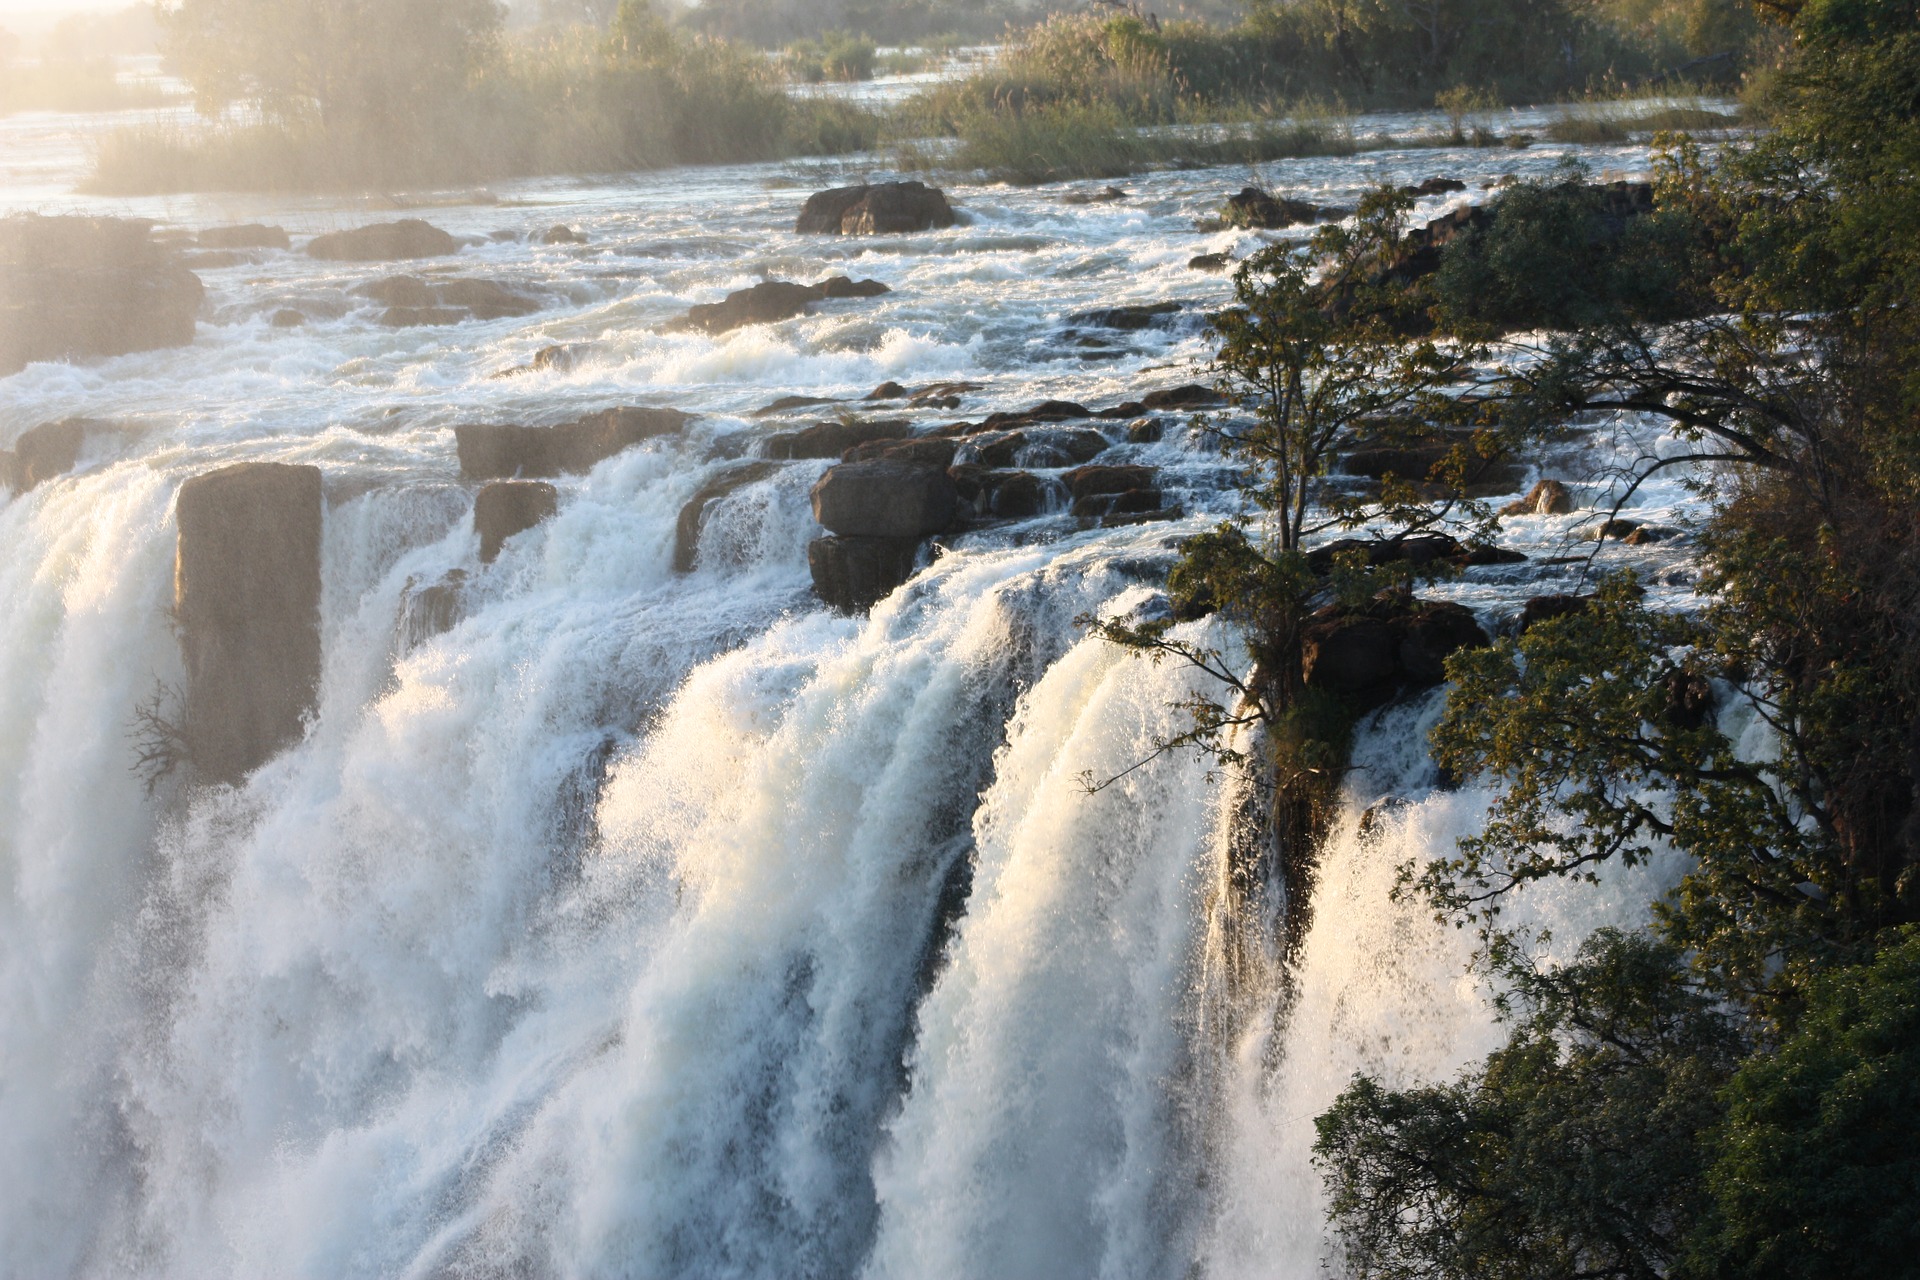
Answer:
[{"xmin": 0, "ymin": 105, "xmax": 1710, "ymax": 1278}]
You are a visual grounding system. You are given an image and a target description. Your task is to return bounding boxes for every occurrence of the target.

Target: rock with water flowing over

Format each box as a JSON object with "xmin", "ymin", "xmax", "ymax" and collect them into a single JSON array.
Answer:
[
  {"xmin": 1502, "ymin": 478, "xmax": 1575, "ymax": 516},
  {"xmin": 474, "ymin": 481, "xmax": 558, "ymax": 563},
  {"xmin": 674, "ymin": 461, "xmax": 779, "ymax": 573},
  {"xmin": 356, "ymin": 275, "xmax": 541, "ymax": 326},
  {"xmin": 0, "ymin": 418, "xmax": 120, "ymax": 493},
  {"xmin": 1302, "ymin": 595, "xmax": 1489, "ymax": 704},
  {"xmin": 808, "ymin": 535, "xmax": 922, "ymax": 611},
  {"xmin": 305, "ymin": 219, "xmax": 458, "ymax": 261},
  {"xmin": 763, "ymin": 418, "xmax": 909, "ymax": 460},
  {"xmin": 174, "ymin": 462, "xmax": 324, "ymax": 784},
  {"xmin": 0, "ymin": 215, "xmax": 204, "ymax": 377},
  {"xmin": 671, "ymin": 276, "xmax": 891, "ymax": 335},
  {"xmin": 811, "ymin": 459, "xmax": 958, "ymax": 539},
  {"xmin": 455, "ymin": 407, "xmax": 690, "ymax": 479},
  {"xmin": 795, "ymin": 182, "xmax": 957, "ymax": 235}
]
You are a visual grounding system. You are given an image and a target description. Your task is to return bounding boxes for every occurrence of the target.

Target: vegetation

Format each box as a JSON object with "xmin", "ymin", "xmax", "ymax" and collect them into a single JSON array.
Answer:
[
  {"xmin": 782, "ymin": 30, "xmax": 878, "ymax": 82},
  {"xmin": 1, "ymin": 5, "xmax": 167, "ymax": 116}
]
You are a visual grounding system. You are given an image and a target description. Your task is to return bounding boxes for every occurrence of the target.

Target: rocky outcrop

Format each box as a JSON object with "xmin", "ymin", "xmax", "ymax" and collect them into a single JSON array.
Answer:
[
  {"xmin": 397, "ymin": 569, "xmax": 467, "ymax": 652},
  {"xmin": 1, "ymin": 215, "xmax": 204, "ymax": 377},
  {"xmin": 1302, "ymin": 594, "xmax": 1489, "ymax": 705},
  {"xmin": 1, "ymin": 418, "xmax": 117, "ymax": 493},
  {"xmin": 541, "ymin": 225, "xmax": 586, "ymax": 245},
  {"xmin": 1190, "ymin": 251, "xmax": 1234, "ymax": 272},
  {"xmin": 950, "ymin": 467, "xmax": 1060, "ymax": 519},
  {"xmin": 1517, "ymin": 593, "xmax": 1590, "ymax": 633},
  {"xmin": 959, "ymin": 427, "xmax": 1108, "ymax": 469},
  {"xmin": 842, "ymin": 437, "xmax": 960, "ymax": 468},
  {"xmin": 674, "ymin": 462, "xmax": 779, "ymax": 572},
  {"xmin": 474, "ymin": 481, "xmax": 558, "ymax": 563},
  {"xmin": 811, "ymin": 459, "xmax": 957, "ymax": 539},
  {"xmin": 1141, "ymin": 384, "xmax": 1225, "ymax": 410},
  {"xmin": 1501, "ymin": 478, "xmax": 1574, "ymax": 516},
  {"xmin": 1221, "ymin": 188, "xmax": 1350, "ymax": 230},
  {"xmin": 174, "ymin": 462, "xmax": 324, "ymax": 784},
  {"xmin": 356, "ymin": 275, "xmax": 540, "ymax": 326},
  {"xmin": 795, "ymin": 182, "xmax": 957, "ymax": 235},
  {"xmin": 764, "ymin": 419, "xmax": 909, "ymax": 460},
  {"xmin": 1400, "ymin": 177, "xmax": 1466, "ymax": 196},
  {"xmin": 306, "ymin": 219, "xmax": 457, "ymax": 261},
  {"xmin": 1338, "ymin": 437, "xmax": 1526, "ymax": 496},
  {"xmin": 808, "ymin": 535, "xmax": 922, "ymax": 612},
  {"xmin": 455, "ymin": 407, "xmax": 690, "ymax": 480},
  {"xmin": 197, "ymin": 224, "xmax": 290, "ymax": 250},
  {"xmin": 1304, "ymin": 533, "xmax": 1524, "ymax": 574},
  {"xmin": 672, "ymin": 276, "xmax": 890, "ymax": 335},
  {"xmin": 1065, "ymin": 302, "xmax": 1184, "ymax": 331}
]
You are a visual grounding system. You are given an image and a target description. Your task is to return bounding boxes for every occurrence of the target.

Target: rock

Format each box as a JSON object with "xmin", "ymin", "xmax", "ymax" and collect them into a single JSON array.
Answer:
[
  {"xmin": 764, "ymin": 419, "xmax": 910, "ymax": 460},
  {"xmin": 1126, "ymin": 418, "xmax": 1164, "ymax": 444},
  {"xmin": 1339, "ymin": 439, "xmax": 1525, "ymax": 494},
  {"xmin": 1588, "ymin": 518, "xmax": 1642, "ymax": 542},
  {"xmin": 754, "ymin": 394, "xmax": 844, "ymax": 416},
  {"xmin": 980, "ymin": 400, "xmax": 1091, "ymax": 427},
  {"xmin": 306, "ymin": 219, "xmax": 457, "ymax": 261},
  {"xmin": 1189, "ymin": 251, "xmax": 1234, "ymax": 272},
  {"xmin": 1222, "ymin": 187, "xmax": 1342, "ymax": 230},
  {"xmin": 808, "ymin": 535, "xmax": 922, "ymax": 611},
  {"xmin": 673, "ymin": 276, "xmax": 891, "ymax": 335},
  {"xmin": 981, "ymin": 469, "xmax": 1057, "ymax": 518},
  {"xmin": 1501, "ymin": 478, "xmax": 1574, "ymax": 516},
  {"xmin": 1518, "ymin": 593, "xmax": 1590, "ymax": 633},
  {"xmin": 1305, "ymin": 533, "xmax": 1467, "ymax": 574},
  {"xmin": 1095, "ymin": 401, "xmax": 1147, "ymax": 420},
  {"xmin": 1664, "ymin": 668, "xmax": 1715, "ymax": 729},
  {"xmin": 380, "ymin": 306, "xmax": 467, "ymax": 327},
  {"xmin": 435, "ymin": 278, "xmax": 541, "ymax": 319},
  {"xmin": 811, "ymin": 459, "xmax": 957, "ymax": 538},
  {"xmin": 1397, "ymin": 600, "xmax": 1489, "ymax": 682},
  {"xmin": 1064, "ymin": 464, "xmax": 1156, "ymax": 500},
  {"xmin": 1061, "ymin": 186, "xmax": 1129, "ymax": 204},
  {"xmin": 1070, "ymin": 488, "xmax": 1164, "ymax": 518},
  {"xmin": 358, "ymin": 275, "xmax": 540, "ymax": 324},
  {"xmin": 1, "ymin": 215, "xmax": 204, "ymax": 378},
  {"xmin": 270, "ymin": 308, "xmax": 306, "ymax": 328},
  {"xmin": 1302, "ymin": 617, "xmax": 1401, "ymax": 694},
  {"xmin": 541, "ymin": 225, "xmax": 586, "ymax": 245},
  {"xmin": 796, "ymin": 182, "xmax": 957, "ymax": 235},
  {"xmin": 1460, "ymin": 545, "xmax": 1529, "ymax": 566},
  {"xmin": 1401, "ymin": 177, "xmax": 1467, "ymax": 196},
  {"xmin": 2, "ymin": 418, "xmax": 109, "ymax": 493},
  {"xmin": 173, "ymin": 462, "xmax": 324, "ymax": 784},
  {"xmin": 533, "ymin": 343, "xmax": 586, "ymax": 372},
  {"xmin": 397, "ymin": 569, "xmax": 466, "ymax": 651},
  {"xmin": 1066, "ymin": 301, "xmax": 1183, "ymax": 331},
  {"xmin": 965, "ymin": 426, "xmax": 1109, "ymax": 469},
  {"xmin": 455, "ymin": 407, "xmax": 690, "ymax": 479},
  {"xmin": 1141, "ymin": 384, "xmax": 1224, "ymax": 410},
  {"xmin": 674, "ymin": 462, "xmax": 779, "ymax": 572},
  {"xmin": 473, "ymin": 480, "xmax": 558, "ymax": 563},
  {"xmin": 842, "ymin": 437, "xmax": 960, "ymax": 468},
  {"xmin": 1302, "ymin": 595, "xmax": 1489, "ymax": 701},
  {"xmin": 197, "ymin": 223, "xmax": 290, "ymax": 250},
  {"xmin": 1623, "ymin": 525, "xmax": 1677, "ymax": 546},
  {"xmin": 866, "ymin": 381, "xmax": 907, "ymax": 400}
]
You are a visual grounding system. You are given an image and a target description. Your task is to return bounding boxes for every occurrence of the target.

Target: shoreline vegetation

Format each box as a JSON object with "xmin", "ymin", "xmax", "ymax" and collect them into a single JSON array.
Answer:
[{"xmin": 69, "ymin": 0, "xmax": 1765, "ymax": 197}]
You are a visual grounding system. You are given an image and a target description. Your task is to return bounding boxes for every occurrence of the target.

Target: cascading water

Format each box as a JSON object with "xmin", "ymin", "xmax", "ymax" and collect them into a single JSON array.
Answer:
[{"xmin": 1, "ymin": 92, "xmax": 1715, "ymax": 1278}]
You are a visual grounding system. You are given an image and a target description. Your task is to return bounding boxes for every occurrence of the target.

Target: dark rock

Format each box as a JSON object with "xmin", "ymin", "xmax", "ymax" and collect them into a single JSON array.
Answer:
[
  {"xmin": 1397, "ymin": 601, "xmax": 1489, "ymax": 682},
  {"xmin": 764, "ymin": 419, "xmax": 910, "ymax": 460},
  {"xmin": 909, "ymin": 381, "xmax": 980, "ymax": 408},
  {"xmin": 1401, "ymin": 177, "xmax": 1467, "ymax": 196},
  {"xmin": 1126, "ymin": 418, "xmax": 1164, "ymax": 444},
  {"xmin": 1590, "ymin": 518, "xmax": 1642, "ymax": 541},
  {"xmin": 474, "ymin": 480, "xmax": 559, "ymax": 563},
  {"xmin": 842, "ymin": 437, "xmax": 960, "ymax": 468},
  {"xmin": 1061, "ymin": 186, "xmax": 1129, "ymax": 205},
  {"xmin": 1664, "ymin": 668, "xmax": 1715, "ymax": 729},
  {"xmin": 796, "ymin": 181, "xmax": 957, "ymax": 235},
  {"xmin": 541, "ymin": 225, "xmax": 586, "ymax": 245},
  {"xmin": 811, "ymin": 460, "xmax": 957, "ymax": 538},
  {"xmin": 2, "ymin": 418, "xmax": 108, "ymax": 493},
  {"xmin": 982, "ymin": 469, "xmax": 1057, "ymax": 518},
  {"xmin": 359, "ymin": 275, "xmax": 539, "ymax": 323},
  {"xmin": 1223, "ymin": 187, "xmax": 1340, "ymax": 230},
  {"xmin": 1302, "ymin": 595, "xmax": 1488, "ymax": 701},
  {"xmin": 270, "ymin": 308, "xmax": 306, "ymax": 328},
  {"xmin": 1, "ymin": 215, "xmax": 204, "ymax": 377},
  {"xmin": 533, "ymin": 343, "xmax": 586, "ymax": 372},
  {"xmin": 1066, "ymin": 301, "xmax": 1183, "ymax": 331},
  {"xmin": 673, "ymin": 276, "xmax": 890, "ymax": 335},
  {"xmin": 174, "ymin": 462, "xmax": 323, "ymax": 784},
  {"xmin": 435, "ymin": 278, "xmax": 540, "ymax": 319},
  {"xmin": 455, "ymin": 407, "xmax": 690, "ymax": 479},
  {"xmin": 966, "ymin": 427, "xmax": 1109, "ymax": 469},
  {"xmin": 1063, "ymin": 464, "xmax": 1156, "ymax": 500},
  {"xmin": 197, "ymin": 223, "xmax": 291, "ymax": 250},
  {"xmin": 1070, "ymin": 488, "xmax": 1164, "ymax": 518},
  {"xmin": 397, "ymin": 569, "xmax": 466, "ymax": 651},
  {"xmin": 1302, "ymin": 617, "xmax": 1401, "ymax": 693},
  {"xmin": 1461, "ymin": 545, "xmax": 1529, "ymax": 566},
  {"xmin": 674, "ymin": 462, "xmax": 778, "ymax": 572},
  {"xmin": 1141, "ymin": 384, "xmax": 1224, "ymax": 410},
  {"xmin": 1623, "ymin": 525, "xmax": 1677, "ymax": 546},
  {"xmin": 1095, "ymin": 401, "xmax": 1147, "ymax": 420},
  {"xmin": 866, "ymin": 380, "xmax": 908, "ymax": 400},
  {"xmin": 306, "ymin": 219, "xmax": 457, "ymax": 261},
  {"xmin": 1501, "ymin": 478, "xmax": 1574, "ymax": 516},
  {"xmin": 754, "ymin": 394, "xmax": 844, "ymax": 416},
  {"xmin": 1189, "ymin": 251, "xmax": 1234, "ymax": 272},
  {"xmin": 808, "ymin": 535, "xmax": 922, "ymax": 611},
  {"xmin": 1305, "ymin": 533, "xmax": 1465, "ymax": 574},
  {"xmin": 1518, "ymin": 593, "xmax": 1590, "ymax": 633}
]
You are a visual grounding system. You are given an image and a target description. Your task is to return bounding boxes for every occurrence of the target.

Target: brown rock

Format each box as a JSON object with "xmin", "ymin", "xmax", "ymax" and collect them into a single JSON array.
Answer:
[
  {"xmin": 1518, "ymin": 593, "xmax": 1590, "ymax": 633},
  {"xmin": 811, "ymin": 460, "xmax": 957, "ymax": 538},
  {"xmin": 795, "ymin": 182, "xmax": 957, "ymax": 235},
  {"xmin": 808, "ymin": 535, "xmax": 922, "ymax": 611},
  {"xmin": 474, "ymin": 480, "xmax": 558, "ymax": 563},
  {"xmin": 306, "ymin": 219, "xmax": 457, "ymax": 261},
  {"xmin": 1140, "ymin": 384, "xmax": 1225, "ymax": 410},
  {"xmin": 541, "ymin": 225, "xmax": 586, "ymax": 245},
  {"xmin": 674, "ymin": 462, "xmax": 779, "ymax": 573},
  {"xmin": 764, "ymin": 419, "xmax": 910, "ymax": 460},
  {"xmin": 1, "ymin": 215, "xmax": 204, "ymax": 377},
  {"xmin": 455, "ymin": 407, "xmax": 690, "ymax": 480},
  {"xmin": 1501, "ymin": 478, "xmax": 1574, "ymax": 517},
  {"xmin": 673, "ymin": 277, "xmax": 890, "ymax": 335},
  {"xmin": 174, "ymin": 462, "xmax": 323, "ymax": 784},
  {"xmin": 2, "ymin": 418, "xmax": 108, "ymax": 493},
  {"xmin": 1064, "ymin": 464, "xmax": 1156, "ymax": 500}
]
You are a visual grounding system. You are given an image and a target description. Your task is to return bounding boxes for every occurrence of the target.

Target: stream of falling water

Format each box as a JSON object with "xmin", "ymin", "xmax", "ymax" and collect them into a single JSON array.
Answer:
[{"xmin": 0, "ymin": 96, "xmax": 1713, "ymax": 1277}]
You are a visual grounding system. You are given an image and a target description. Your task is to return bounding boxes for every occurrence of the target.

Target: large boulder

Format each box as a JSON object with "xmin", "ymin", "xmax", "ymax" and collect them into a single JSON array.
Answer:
[
  {"xmin": 1301, "ymin": 595, "xmax": 1489, "ymax": 705},
  {"xmin": 808, "ymin": 535, "xmax": 922, "ymax": 612},
  {"xmin": 1222, "ymin": 188, "xmax": 1348, "ymax": 230},
  {"xmin": 672, "ymin": 276, "xmax": 890, "ymax": 335},
  {"xmin": 174, "ymin": 462, "xmax": 324, "ymax": 784},
  {"xmin": 1501, "ymin": 478, "xmax": 1575, "ymax": 516},
  {"xmin": 358, "ymin": 275, "xmax": 540, "ymax": 325},
  {"xmin": 474, "ymin": 481, "xmax": 558, "ymax": 563},
  {"xmin": 795, "ymin": 182, "xmax": 957, "ymax": 235},
  {"xmin": 764, "ymin": 418, "xmax": 909, "ymax": 460},
  {"xmin": 1, "ymin": 418, "xmax": 116, "ymax": 493},
  {"xmin": 811, "ymin": 459, "xmax": 957, "ymax": 538},
  {"xmin": 306, "ymin": 219, "xmax": 457, "ymax": 261},
  {"xmin": 1, "ymin": 215, "xmax": 204, "ymax": 377},
  {"xmin": 455, "ymin": 407, "xmax": 690, "ymax": 479}
]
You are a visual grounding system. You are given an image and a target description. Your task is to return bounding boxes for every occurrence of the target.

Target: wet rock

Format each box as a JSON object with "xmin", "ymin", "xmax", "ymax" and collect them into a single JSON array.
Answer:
[
  {"xmin": 1095, "ymin": 401, "xmax": 1147, "ymax": 420},
  {"xmin": 455, "ymin": 407, "xmax": 690, "ymax": 479},
  {"xmin": 980, "ymin": 400, "xmax": 1092, "ymax": 428},
  {"xmin": 1065, "ymin": 301, "xmax": 1183, "ymax": 331},
  {"xmin": 1189, "ymin": 251, "xmax": 1234, "ymax": 272},
  {"xmin": 533, "ymin": 343, "xmax": 586, "ymax": 372},
  {"xmin": 1302, "ymin": 595, "xmax": 1488, "ymax": 702},
  {"xmin": 1070, "ymin": 488, "xmax": 1164, "ymax": 518},
  {"xmin": 197, "ymin": 223, "xmax": 290, "ymax": 250},
  {"xmin": 474, "ymin": 480, "xmax": 558, "ymax": 563},
  {"xmin": 1305, "ymin": 533, "xmax": 1476, "ymax": 574},
  {"xmin": 541, "ymin": 224, "xmax": 586, "ymax": 245},
  {"xmin": 1141, "ymin": 384, "xmax": 1225, "ymax": 410},
  {"xmin": 1517, "ymin": 593, "xmax": 1590, "ymax": 633},
  {"xmin": 1, "ymin": 214, "xmax": 204, "ymax": 377},
  {"xmin": 811, "ymin": 459, "xmax": 957, "ymax": 538},
  {"xmin": 1501, "ymin": 478, "xmax": 1574, "ymax": 516},
  {"xmin": 808, "ymin": 535, "xmax": 921, "ymax": 611},
  {"xmin": 764, "ymin": 418, "xmax": 910, "ymax": 460},
  {"xmin": 1664, "ymin": 668, "xmax": 1715, "ymax": 729},
  {"xmin": 174, "ymin": 462, "xmax": 324, "ymax": 784},
  {"xmin": 1588, "ymin": 518, "xmax": 1643, "ymax": 542},
  {"xmin": 1064, "ymin": 464, "xmax": 1157, "ymax": 501},
  {"xmin": 1397, "ymin": 600, "xmax": 1490, "ymax": 682},
  {"xmin": 841, "ymin": 437, "xmax": 960, "ymax": 468},
  {"xmin": 866, "ymin": 381, "xmax": 907, "ymax": 400},
  {"xmin": 754, "ymin": 394, "xmax": 844, "ymax": 416},
  {"xmin": 358, "ymin": 275, "xmax": 540, "ymax": 325},
  {"xmin": 397, "ymin": 569, "xmax": 466, "ymax": 651},
  {"xmin": 796, "ymin": 181, "xmax": 957, "ymax": 235},
  {"xmin": 1060, "ymin": 186, "xmax": 1128, "ymax": 204},
  {"xmin": 306, "ymin": 219, "xmax": 457, "ymax": 261},
  {"xmin": 1126, "ymin": 418, "xmax": 1164, "ymax": 444},
  {"xmin": 965, "ymin": 426, "xmax": 1109, "ymax": 469},
  {"xmin": 981, "ymin": 469, "xmax": 1057, "ymax": 518},
  {"xmin": 674, "ymin": 461, "xmax": 779, "ymax": 572},
  {"xmin": 672, "ymin": 276, "xmax": 891, "ymax": 335},
  {"xmin": 909, "ymin": 381, "xmax": 980, "ymax": 408},
  {"xmin": 1623, "ymin": 525, "xmax": 1678, "ymax": 546},
  {"xmin": 1339, "ymin": 439, "xmax": 1525, "ymax": 494},
  {"xmin": 1222, "ymin": 187, "xmax": 1346, "ymax": 230},
  {"xmin": 1, "ymin": 418, "xmax": 111, "ymax": 493},
  {"xmin": 270, "ymin": 308, "xmax": 306, "ymax": 328},
  {"xmin": 1400, "ymin": 177, "xmax": 1467, "ymax": 196},
  {"xmin": 1302, "ymin": 616, "xmax": 1401, "ymax": 693}
]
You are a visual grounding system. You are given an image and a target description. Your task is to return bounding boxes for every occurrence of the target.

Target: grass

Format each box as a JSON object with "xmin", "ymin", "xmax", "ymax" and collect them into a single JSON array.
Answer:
[{"xmin": 1544, "ymin": 95, "xmax": 1740, "ymax": 143}]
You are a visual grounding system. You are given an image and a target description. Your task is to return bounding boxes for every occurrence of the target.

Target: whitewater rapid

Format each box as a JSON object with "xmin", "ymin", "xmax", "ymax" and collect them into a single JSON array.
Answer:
[{"xmin": 1, "ymin": 104, "xmax": 1710, "ymax": 1278}]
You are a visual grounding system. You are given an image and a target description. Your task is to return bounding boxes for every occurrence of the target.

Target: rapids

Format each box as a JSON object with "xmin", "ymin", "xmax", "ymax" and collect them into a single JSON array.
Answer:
[{"xmin": 1, "ymin": 101, "xmax": 1711, "ymax": 1278}]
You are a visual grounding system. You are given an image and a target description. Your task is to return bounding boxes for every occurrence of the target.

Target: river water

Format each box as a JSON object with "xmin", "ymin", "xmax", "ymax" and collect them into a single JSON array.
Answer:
[{"xmin": 1, "ymin": 98, "xmax": 1706, "ymax": 1278}]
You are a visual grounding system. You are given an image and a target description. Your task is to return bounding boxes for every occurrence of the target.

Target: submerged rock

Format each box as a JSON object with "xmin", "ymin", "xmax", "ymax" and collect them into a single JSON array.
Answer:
[
  {"xmin": 672, "ymin": 276, "xmax": 890, "ymax": 335},
  {"xmin": 455, "ymin": 407, "xmax": 690, "ymax": 480},
  {"xmin": 306, "ymin": 219, "xmax": 457, "ymax": 261},
  {"xmin": 795, "ymin": 182, "xmax": 957, "ymax": 235},
  {"xmin": 474, "ymin": 480, "xmax": 558, "ymax": 563},
  {"xmin": 1, "ymin": 214, "xmax": 204, "ymax": 378},
  {"xmin": 811, "ymin": 459, "xmax": 957, "ymax": 539},
  {"xmin": 174, "ymin": 462, "xmax": 324, "ymax": 784}
]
